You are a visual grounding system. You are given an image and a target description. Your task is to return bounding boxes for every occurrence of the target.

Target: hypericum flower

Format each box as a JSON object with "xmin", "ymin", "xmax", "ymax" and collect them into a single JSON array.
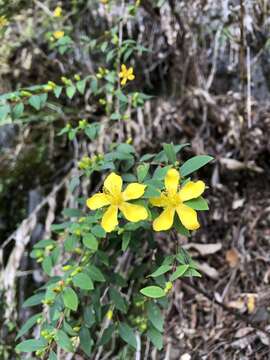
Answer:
[
  {"xmin": 119, "ymin": 64, "xmax": 135, "ymax": 86},
  {"xmin": 53, "ymin": 30, "xmax": 64, "ymax": 39},
  {"xmin": 0, "ymin": 16, "xmax": 8, "ymax": 28},
  {"xmin": 53, "ymin": 6, "xmax": 62, "ymax": 17},
  {"xmin": 150, "ymin": 169, "xmax": 205, "ymax": 231},
  {"xmin": 87, "ymin": 172, "xmax": 148, "ymax": 232}
]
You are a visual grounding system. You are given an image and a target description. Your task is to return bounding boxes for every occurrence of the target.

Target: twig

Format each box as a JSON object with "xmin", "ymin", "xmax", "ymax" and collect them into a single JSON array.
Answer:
[
  {"xmin": 246, "ymin": 46, "xmax": 252, "ymax": 128},
  {"xmin": 33, "ymin": 0, "xmax": 54, "ymax": 17},
  {"xmin": 206, "ymin": 25, "xmax": 223, "ymax": 90},
  {"xmin": 135, "ymin": 332, "xmax": 141, "ymax": 360}
]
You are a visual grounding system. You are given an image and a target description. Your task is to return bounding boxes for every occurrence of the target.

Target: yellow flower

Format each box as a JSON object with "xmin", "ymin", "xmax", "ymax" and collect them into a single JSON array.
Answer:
[
  {"xmin": 53, "ymin": 6, "xmax": 62, "ymax": 17},
  {"xmin": 150, "ymin": 169, "xmax": 205, "ymax": 231},
  {"xmin": 86, "ymin": 172, "xmax": 148, "ymax": 232},
  {"xmin": 119, "ymin": 64, "xmax": 135, "ymax": 86},
  {"xmin": 0, "ymin": 16, "xmax": 8, "ymax": 28},
  {"xmin": 53, "ymin": 30, "xmax": 65, "ymax": 39}
]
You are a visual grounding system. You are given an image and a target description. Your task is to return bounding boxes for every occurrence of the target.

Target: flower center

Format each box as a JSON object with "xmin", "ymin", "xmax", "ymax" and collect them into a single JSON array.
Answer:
[
  {"xmin": 110, "ymin": 193, "xmax": 123, "ymax": 206},
  {"xmin": 167, "ymin": 193, "xmax": 181, "ymax": 208}
]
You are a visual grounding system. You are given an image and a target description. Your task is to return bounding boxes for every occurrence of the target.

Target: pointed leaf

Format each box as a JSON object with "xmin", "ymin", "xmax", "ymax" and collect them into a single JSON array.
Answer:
[
  {"xmin": 180, "ymin": 155, "xmax": 214, "ymax": 177},
  {"xmin": 140, "ymin": 286, "xmax": 165, "ymax": 298},
  {"xmin": 118, "ymin": 323, "xmax": 137, "ymax": 349},
  {"xmin": 63, "ymin": 287, "xmax": 78, "ymax": 311},
  {"xmin": 73, "ymin": 273, "xmax": 94, "ymax": 290}
]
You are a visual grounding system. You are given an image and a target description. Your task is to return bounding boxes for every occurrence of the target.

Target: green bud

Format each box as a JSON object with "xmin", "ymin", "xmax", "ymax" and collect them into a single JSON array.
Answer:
[
  {"xmin": 62, "ymin": 265, "xmax": 72, "ymax": 271},
  {"xmin": 45, "ymin": 244, "xmax": 54, "ymax": 252},
  {"xmin": 20, "ymin": 91, "xmax": 32, "ymax": 97}
]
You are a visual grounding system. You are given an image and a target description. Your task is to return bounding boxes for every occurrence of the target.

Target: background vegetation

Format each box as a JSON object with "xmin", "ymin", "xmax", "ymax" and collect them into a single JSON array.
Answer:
[{"xmin": 1, "ymin": 0, "xmax": 270, "ymax": 359}]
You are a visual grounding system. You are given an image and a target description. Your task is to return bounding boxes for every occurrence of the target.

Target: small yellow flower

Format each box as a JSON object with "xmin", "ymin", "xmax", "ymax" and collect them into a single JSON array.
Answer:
[
  {"xmin": 100, "ymin": 0, "xmax": 109, "ymax": 4},
  {"xmin": 53, "ymin": 6, "xmax": 62, "ymax": 17},
  {"xmin": 87, "ymin": 172, "xmax": 148, "ymax": 232},
  {"xmin": 150, "ymin": 169, "xmax": 206, "ymax": 231},
  {"xmin": 119, "ymin": 64, "xmax": 135, "ymax": 86},
  {"xmin": 0, "ymin": 16, "xmax": 9, "ymax": 28},
  {"xmin": 53, "ymin": 30, "xmax": 65, "ymax": 39},
  {"xmin": 106, "ymin": 309, "xmax": 113, "ymax": 320}
]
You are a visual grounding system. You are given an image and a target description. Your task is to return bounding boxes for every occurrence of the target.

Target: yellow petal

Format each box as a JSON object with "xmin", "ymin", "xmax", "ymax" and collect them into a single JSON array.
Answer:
[
  {"xmin": 104, "ymin": 172, "xmax": 122, "ymax": 195},
  {"xmin": 101, "ymin": 205, "xmax": 118, "ymax": 232},
  {"xmin": 128, "ymin": 74, "xmax": 135, "ymax": 81},
  {"xmin": 150, "ymin": 193, "xmax": 169, "ymax": 207},
  {"xmin": 86, "ymin": 193, "xmax": 110, "ymax": 210},
  {"xmin": 153, "ymin": 207, "xmax": 175, "ymax": 231},
  {"xmin": 179, "ymin": 180, "xmax": 205, "ymax": 202},
  {"xmin": 176, "ymin": 204, "xmax": 200, "ymax": 230},
  {"xmin": 165, "ymin": 169, "xmax": 179, "ymax": 194},
  {"xmin": 121, "ymin": 64, "xmax": 127, "ymax": 72},
  {"xmin": 119, "ymin": 72, "xmax": 124, "ymax": 78},
  {"xmin": 122, "ymin": 183, "xmax": 146, "ymax": 200},
  {"xmin": 121, "ymin": 78, "xmax": 127, "ymax": 85},
  {"xmin": 120, "ymin": 202, "xmax": 148, "ymax": 222}
]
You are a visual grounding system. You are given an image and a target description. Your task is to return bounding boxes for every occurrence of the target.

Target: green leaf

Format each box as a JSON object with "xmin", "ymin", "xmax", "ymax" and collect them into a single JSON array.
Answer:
[
  {"xmin": 153, "ymin": 166, "xmax": 171, "ymax": 180},
  {"xmin": 28, "ymin": 95, "xmax": 42, "ymax": 110},
  {"xmin": 68, "ymin": 177, "xmax": 80, "ymax": 193},
  {"xmin": 98, "ymin": 324, "xmax": 115, "ymax": 346},
  {"xmin": 143, "ymin": 185, "xmax": 161, "ymax": 198},
  {"xmin": 115, "ymin": 89, "xmax": 128, "ymax": 103},
  {"xmin": 91, "ymin": 225, "xmax": 106, "ymax": 238},
  {"xmin": 140, "ymin": 153, "xmax": 155, "ymax": 162},
  {"xmin": 12, "ymin": 102, "xmax": 24, "ymax": 119},
  {"xmin": 176, "ymin": 248, "xmax": 194, "ymax": 265},
  {"xmin": 117, "ymin": 143, "xmax": 135, "ymax": 153},
  {"xmin": 83, "ymin": 306, "xmax": 96, "ymax": 328},
  {"xmin": 184, "ymin": 267, "xmax": 201, "ymax": 277},
  {"xmin": 63, "ymin": 208, "xmax": 83, "ymax": 217},
  {"xmin": 79, "ymin": 326, "xmax": 93, "ymax": 356},
  {"xmin": 55, "ymin": 329, "xmax": 74, "ymax": 352},
  {"xmin": 73, "ymin": 273, "xmax": 94, "ymax": 290},
  {"xmin": 63, "ymin": 287, "xmax": 78, "ymax": 311},
  {"xmin": 147, "ymin": 326, "xmax": 163, "ymax": 350},
  {"xmin": 49, "ymin": 351, "xmax": 57, "ymax": 360},
  {"xmin": 137, "ymin": 163, "xmax": 150, "ymax": 182},
  {"xmin": 15, "ymin": 338, "xmax": 47, "ymax": 353},
  {"xmin": 42, "ymin": 256, "xmax": 52, "ymax": 275},
  {"xmin": 180, "ymin": 155, "xmax": 214, "ymax": 177},
  {"xmin": 184, "ymin": 196, "xmax": 209, "ymax": 210},
  {"xmin": 146, "ymin": 303, "xmax": 164, "ymax": 332},
  {"xmin": 34, "ymin": 239, "xmax": 55, "ymax": 249},
  {"xmin": 83, "ymin": 234, "xmax": 98, "ymax": 251},
  {"xmin": 122, "ymin": 232, "xmax": 131, "ymax": 252},
  {"xmin": 109, "ymin": 288, "xmax": 127, "ymax": 313},
  {"xmin": 85, "ymin": 125, "xmax": 97, "ymax": 140},
  {"xmin": 148, "ymin": 264, "xmax": 172, "ymax": 278},
  {"xmin": 163, "ymin": 143, "xmax": 177, "ymax": 164},
  {"xmin": 110, "ymin": 112, "xmax": 122, "ymax": 121},
  {"xmin": 22, "ymin": 292, "xmax": 45, "ymax": 308},
  {"xmin": 0, "ymin": 103, "xmax": 10, "ymax": 122},
  {"xmin": 174, "ymin": 216, "xmax": 190, "ymax": 237},
  {"xmin": 87, "ymin": 265, "xmax": 106, "ymax": 282},
  {"xmin": 118, "ymin": 323, "xmax": 137, "ymax": 349},
  {"xmin": 16, "ymin": 313, "xmax": 42, "ymax": 340},
  {"xmin": 140, "ymin": 286, "xmax": 165, "ymax": 298},
  {"xmin": 53, "ymin": 86, "xmax": 62, "ymax": 98},
  {"xmin": 76, "ymin": 79, "xmax": 87, "ymax": 94},
  {"xmin": 170, "ymin": 264, "xmax": 189, "ymax": 281},
  {"xmin": 66, "ymin": 85, "xmax": 76, "ymax": 99}
]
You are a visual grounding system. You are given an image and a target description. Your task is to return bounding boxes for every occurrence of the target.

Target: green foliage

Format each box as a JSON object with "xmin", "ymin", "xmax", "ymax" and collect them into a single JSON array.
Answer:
[{"xmin": 1, "ymin": 1, "xmax": 213, "ymax": 357}]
